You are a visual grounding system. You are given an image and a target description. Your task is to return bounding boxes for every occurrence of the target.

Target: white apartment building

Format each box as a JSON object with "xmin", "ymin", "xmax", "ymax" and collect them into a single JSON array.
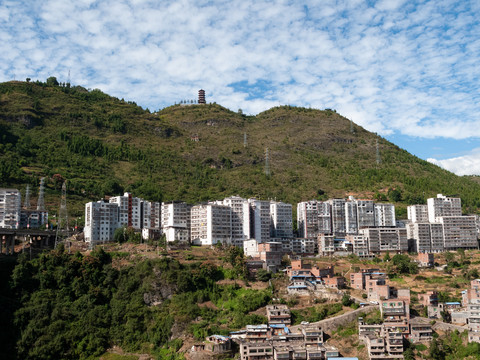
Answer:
[
  {"xmin": 161, "ymin": 201, "xmax": 191, "ymax": 243},
  {"xmin": 329, "ymin": 199, "xmax": 346, "ymax": 236},
  {"xmin": 359, "ymin": 227, "xmax": 408, "ymax": 254},
  {"xmin": 348, "ymin": 234, "xmax": 370, "ymax": 257},
  {"xmin": 407, "ymin": 223, "xmax": 431, "ymax": 253},
  {"xmin": 84, "ymin": 200, "xmax": 119, "ymax": 243},
  {"xmin": 427, "ymin": 194, "xmax": 462, "ymax": 223},
  {"xmin": 248, "ymin": 199, "xmax": 270, "ymax": 243},
  {"xmin": 220, "ymin": 196, "xmax": 250, "ymax": 247},
  {"xmin": 356, "ymin": 199, "xmax": 376, "ymax": 229},
  {"xmin": 407, "ymin": 204, "xmax": 429, "ymax": 223},
  {"xmin": 0, "ymin": 189, "xmax": 21, "ymax": 229},
  {"xmin": 142, "ymin": 201, "xmax": 161, "ymax": 230},
  {"xmin": 297, "ymin": 200, "xmax": 319, "ymax": 239},
  {"xmin": 270, "ymin": 201, "xmax": 293, "ymax": 238},
  {"xmin": 438, "ymin": 216, "xmax": 478, "ymax": 250},
  {"xmin": 345, "ymin": 200, "xmax": 358, "ymax": 234},
  {"xmin": 109, "ymin": 192, "xmax": 143, "ymax": 229},
  {"xmin": 374, "ymin": 203, "xmax": 396, "ymax": 227},
  {"xmin": 190, "ymin": 204, "xmax": 231, "ymax": 246}
]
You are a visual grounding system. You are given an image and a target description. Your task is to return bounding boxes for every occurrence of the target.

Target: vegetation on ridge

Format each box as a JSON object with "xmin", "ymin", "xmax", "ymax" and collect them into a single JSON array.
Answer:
[{"xmin": 1, "ymin": 79, "xmax": 480, "ymax": 220}]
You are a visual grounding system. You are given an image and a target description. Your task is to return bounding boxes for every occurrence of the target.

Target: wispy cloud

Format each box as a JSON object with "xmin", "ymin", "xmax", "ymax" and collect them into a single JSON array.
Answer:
[
  {"xmin": 428, "ymin": 148, "xmax": 480, "ymax": 176},
  {"xmin": 1, "ymin": 0, "xmax": 480, "ymax": 143}
]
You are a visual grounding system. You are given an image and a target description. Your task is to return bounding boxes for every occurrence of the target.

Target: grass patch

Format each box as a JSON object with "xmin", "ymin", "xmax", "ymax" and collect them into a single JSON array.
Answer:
[{"xmin": 100, "ymin": 354, "xmax": 139, "ymax": 360}]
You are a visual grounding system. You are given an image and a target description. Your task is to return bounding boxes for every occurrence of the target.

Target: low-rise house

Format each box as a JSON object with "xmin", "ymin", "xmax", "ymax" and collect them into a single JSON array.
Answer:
[
  {"xmin": 409, "ymin": 319, "xmax": 433, "ymax": 343},
  {"xmin": 417, "ymin": 252, "xmax": 434, "ymax": 267},
  {"xmin": 266, "ymin": 304, "xmax": 291, "ymax": 326}
]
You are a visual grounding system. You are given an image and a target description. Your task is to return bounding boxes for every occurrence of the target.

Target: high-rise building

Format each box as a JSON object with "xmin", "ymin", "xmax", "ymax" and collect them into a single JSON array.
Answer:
[
  {"xmin": 427, "ymin": 194, "xmax": 462, "ymax": 223},
  {"xmin": 270, "ymin": 201, "xmax": 293, "ymax": 238},
  {"xmin": 248, "ymin": 198, "xmax": 271, "ymax": 243},
  {"xmin": 438, "ymin": 216, "xmax": 478, "ymax": 250},
  {"xmin": 0, "ymin": 189, "xmax": 21, "ymax": 229},
  {"xmin": 374, "ymin": 203, "xmax": 396, "ymax": 227},
  {"xmin": 297, "ymin": 201, "xmax": 320, "ymax": 239},
  {"xmin": 407, "ymin": 204, "xmax": 429, "ymax": 223},
  {"xmin": 191, "ymin": 204, "xmax": 231, "ymax": 245},
  {"xmin": 84, "ymin": 200, "xmax": 119, "ymax": 243},
  {"xmin": 161, "ymin": 201, "xmax": 191, "ymax": 242},
  {"xmin": 329, "ymin": 199, "xmax": 346, "ymax": 236},
  {"xmin": 220, "ymin": 196, "xmax": 250, "ymax": 247},
  {"xmin": 345, "ymin": 200, "xmax": 358, "ymax": 234},
  {"xmin": 359, "ymin": 227, "xmax": 408, "ymax": 253},
  {"xmin": 109, "ymin": 192, "xmax": 142, "ymax": 229},
  {"xmin": 356, "ymin": 199, "xmax": 376, "ymax": 228}
]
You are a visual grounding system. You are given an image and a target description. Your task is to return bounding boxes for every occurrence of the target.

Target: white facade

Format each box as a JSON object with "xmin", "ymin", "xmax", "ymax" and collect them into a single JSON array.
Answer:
[
  {"xmin": 0, "ymin": 189, "xmax": 21, "ymax": 229},
  {"xmin": 248, "ymin": 199, "xmax": 270, "ymax": 243},
  {"xmin": 270, "ymin": 201, "xmax": 293, "ymax": 238},
  {"xmin": 190, "ymin": 204, "xmax": 231, "ymax": 246},
  {"xmin": 345, "ymin": 201, "xmax": 358, "ymax": 234},
  {"xmin": 84, "ymin": 201, "xmax": 119, "ymax": 243},
  {"xmin": 220, "ymin": 196, "xmax": 250, "ymax": 247},
  {"xmin": 161, "ymin": 202, "xmax": 191, "ymax": 242},
  {"xmin": 427, "ymin": 194, "xmax": 462, "ymax": 223},
  {"xmin": 374, "ymin": 203, "xmax": 396, "ymax": 227},
  {"xmin": 356, "ymin": 199, "xmax": 376, "ymax": 229},
  {"xmin": 438, "ymin": 216, "xmax": 478, "ymax": 250},
  {"xmin": 359, "ymin": 227, "xmax": 408, "ymax": 253},
  {"xmin": 109, "ymin": 192, "xmax": 143, "ymax": 229},
  {"xmin": 407, "ymin": 204, "xmax": 428, "ymax": 223},
  {"xmin": 329, "ymin": 199, "xmax": 346, "ymax": 236},
  {"xmin": 244, "ymin": 239, "xmax": 259, "ymax": 257}
]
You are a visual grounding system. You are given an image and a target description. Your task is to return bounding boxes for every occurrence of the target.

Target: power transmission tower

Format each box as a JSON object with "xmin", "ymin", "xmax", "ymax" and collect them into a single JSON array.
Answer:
[
  {"xmin": 24, "ymin": 185, "xmax": 30, "ymax": 209},
  {"xmin": 244, "ymin": 132, "xmax": 247, "ymax": 148},
  {"xmin": 376, "ymin": 138, "xmax": 381, "ymax": 165},
  {"xmin": 55, "ymin": 181, "xmax": 70, "ymax": 251},
  {"xmin": 265, "ymin": 147, "xmax": 270, "ymax": 177},
  {"xmin": 37, "ymin": 177, "xmax": 45, "ymax": 211},
  {"xmin": 350, "ymin": 119, "xmax": 355, "ymax": 134}
]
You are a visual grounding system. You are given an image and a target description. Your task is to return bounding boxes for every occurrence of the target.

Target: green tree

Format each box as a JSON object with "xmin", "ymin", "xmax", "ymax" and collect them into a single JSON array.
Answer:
[{"xmin": 46, "ymin": 76, "xmax": 59, "ymax": 86}]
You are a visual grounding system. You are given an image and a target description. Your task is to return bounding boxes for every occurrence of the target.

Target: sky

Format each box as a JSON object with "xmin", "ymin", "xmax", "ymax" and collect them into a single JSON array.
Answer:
[{"xmin": 1, "ymin": 0, "xmax": 480, "ymax": 175}]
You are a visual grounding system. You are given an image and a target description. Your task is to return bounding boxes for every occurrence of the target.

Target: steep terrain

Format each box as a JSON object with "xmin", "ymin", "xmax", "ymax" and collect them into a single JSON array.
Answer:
[{"xmin": 1, "ymin": 80, "xmax": 480, "ymax": 219}]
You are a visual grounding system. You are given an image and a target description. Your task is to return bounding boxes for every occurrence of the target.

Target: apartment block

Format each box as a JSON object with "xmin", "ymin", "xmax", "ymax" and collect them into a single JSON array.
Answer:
[
  {"xmin": 270, "ymin": 201, "xmax": 293, "ymax": 238},
  {"xmin": 356, "ymin": 199, "xmax": 376, "ymax": 229},
  {"xmin": 109, "ymin": 192, "xmax": 142, "ymax": 229},
  {"xmin": 190, "ymin": 204, "xmax": 231, "ymax": 246},
  {"xmin": 161, "ymin": 201, "xmax": 191, "ymax": 243},
  {"xmin": 438, "ymin": 216, "xmax": 478, "ymax": 250},
  {"xmin": 359, "ymin": 227, "xmax": 408, "ymax": 254},
  {"xmin": 0, "ymin": 189, "xmax": 21, "ymax": 229},
  {"xmin": 374, "ymin": 203, "xmax": 396, "ymax": 227},
  {"xmin": 248, "ymin": 199, "xmax": 270, "ymax": 243},
  {"xmin": 427, "ymin": 194, "xmax": 462, "ymax": 223},
  {"xmin": 84, "ymin": 200, "xmax": 119, "ymax": 243},
  {"xmin": 266, "ymin": 304, "xmax": 291, "ymax": 325},
  {"xmin": 221, "ymin": 196, "xmax": 250, "ymax": 247},
  {"xmin": 407, "ymin": 204, "xmax": 428, "ymax": 223},
  {"xmin": 329, "ymin": 199, "xmax": 346, "ymax": 236}
]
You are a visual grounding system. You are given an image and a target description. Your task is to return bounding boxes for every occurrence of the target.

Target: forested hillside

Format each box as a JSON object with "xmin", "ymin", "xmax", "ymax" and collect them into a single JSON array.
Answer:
[{"xmin": 2, "ymin": 79, "xmax": 480, "ymax": 219}]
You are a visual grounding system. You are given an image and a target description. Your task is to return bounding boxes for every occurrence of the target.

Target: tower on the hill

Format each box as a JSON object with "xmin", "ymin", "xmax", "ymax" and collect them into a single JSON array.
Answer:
[{"xmin": 198, "ymin": 89, "xmax": 206, "ymax": 104}]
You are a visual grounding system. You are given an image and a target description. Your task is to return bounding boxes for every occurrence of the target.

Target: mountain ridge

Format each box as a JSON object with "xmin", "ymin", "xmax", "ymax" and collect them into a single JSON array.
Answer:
[{"xmin": 1, "ymin": 79, "xmax": 479, "ymax": 218}]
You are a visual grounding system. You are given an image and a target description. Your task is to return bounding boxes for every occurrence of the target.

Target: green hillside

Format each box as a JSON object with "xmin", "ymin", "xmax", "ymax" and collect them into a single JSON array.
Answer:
[{"xmin": 1, "ymin": 79, "xmax": 480, "ymax": 219}]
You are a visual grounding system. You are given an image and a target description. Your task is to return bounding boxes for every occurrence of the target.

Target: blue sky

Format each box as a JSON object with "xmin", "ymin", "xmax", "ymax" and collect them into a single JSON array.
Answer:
[{"xmin": 1, "ymin": 0, "xmax": 480, "ymax": 175}]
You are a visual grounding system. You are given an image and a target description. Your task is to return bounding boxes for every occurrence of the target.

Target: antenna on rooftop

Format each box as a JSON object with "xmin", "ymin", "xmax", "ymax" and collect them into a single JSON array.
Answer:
[
  {"xmin": 376, "ymin": 138, "xmax": 381, "ymax": 165},
  {"xmin": 265, "ymin": 147, "xmax": 270, "ymax": 177}
]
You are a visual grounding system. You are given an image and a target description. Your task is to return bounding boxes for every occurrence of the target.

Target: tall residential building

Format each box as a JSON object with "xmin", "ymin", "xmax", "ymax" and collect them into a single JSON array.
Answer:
[
  {"xmin": 359, "ymin": 227, "xmax": 408, "ymax": 254},
  {"xmin": 0, "ymin": 189, "xmax": 21, "ymax": 229},
  {"xmin": 407, "ymin": 204, "xmax": 429, "ymax": 223},
  {"xmin": 84, "ymin": 200, "xmax": 119, "ymax": 243},
  {"xmin": 438, "ymin": 216, "xmax": 478, "ymax": 250},
  {"xmin": 109, "ymin": 192, "xmax": 142, "ymax": 229},
  {"xmin": 220, "ymin": 196, "xmax": 250, "ymax": 247},
  {"xmin": 356, "ymin": 199, "xmax": 376, "ymax": 229},
  {"xmin": 142, "ymin": 200, "xmax": 161, "ymax": 229},
  {"xmin": 297, "ymin": 201, "xmax": 319, "ymax": 239},
  {"xmin": 407, "ymin": 223, "xmax": 432, "ymax": 253},
  {"xmin": 345, "ymin": 200, "xmax": 358, "ymax": 234},
  {"xmin": 270, "ymin": 201, "xmax": 293, "ymax": 238},
  {"xmin": 427, "ymin": 194, "xmax": 462, "ymax": 223},
  {"xmin": 248, "ymin": 199, "xmax": 270, "ymax": 243},
  {"xmin": 329, "ymin": 199, "xmax": 346, "ymax": 236},
  {"xmin": 374, "ymin": 203, "xmax": 396, "ymax": 227},
  {"xmin": 161, "ymin": 201, "xmax": 191, "ymax": 243},
  {"xmin": 190, "ymin": 204, "xmax": 231, "ymax": 246}
]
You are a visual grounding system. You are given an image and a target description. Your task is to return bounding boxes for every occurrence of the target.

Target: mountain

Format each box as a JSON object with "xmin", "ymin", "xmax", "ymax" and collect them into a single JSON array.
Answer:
[{"xmin": 1, "ymin": 79, "xmax": 480, "ymax": 219}]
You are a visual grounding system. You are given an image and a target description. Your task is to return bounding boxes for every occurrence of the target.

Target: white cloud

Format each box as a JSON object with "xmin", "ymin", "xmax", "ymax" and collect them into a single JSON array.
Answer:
[
  {"xmin": 0, "ymin": 0, "xmax": 480, "ymax": 144},
  {"xmin": 428, "ymin": 148, "xmax": 480, "ymax": 176}
]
